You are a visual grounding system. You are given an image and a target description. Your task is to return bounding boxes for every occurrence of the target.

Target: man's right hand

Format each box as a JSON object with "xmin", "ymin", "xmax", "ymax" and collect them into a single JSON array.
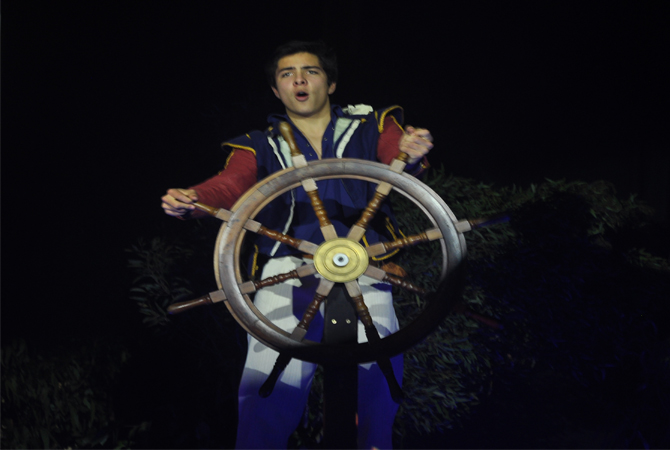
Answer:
[{"xmin": 161, "ymin": 188, "xmax": 199, "ymax": 218}]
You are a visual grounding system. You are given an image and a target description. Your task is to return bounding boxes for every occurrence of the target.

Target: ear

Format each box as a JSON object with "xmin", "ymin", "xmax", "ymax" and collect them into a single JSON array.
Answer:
[
  {"xmin": 328, "ymin": 82, "xmax": 337, "ymax": 95},
  {"xmin": 271, "ymin": 86, "xmax": 280, "ymax": 99}
]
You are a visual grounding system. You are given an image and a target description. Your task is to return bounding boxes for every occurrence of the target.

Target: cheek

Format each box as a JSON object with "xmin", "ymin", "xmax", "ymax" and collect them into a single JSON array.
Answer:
[{"xmin": 272, "ymin": 86, "xmax": 286, "ymax": 100}]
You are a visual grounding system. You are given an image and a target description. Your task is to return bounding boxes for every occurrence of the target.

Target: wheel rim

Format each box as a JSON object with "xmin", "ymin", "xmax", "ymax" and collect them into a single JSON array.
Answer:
[{"xmin": 215, "ymin": 158, "xmax": 466, "ymax": 364}]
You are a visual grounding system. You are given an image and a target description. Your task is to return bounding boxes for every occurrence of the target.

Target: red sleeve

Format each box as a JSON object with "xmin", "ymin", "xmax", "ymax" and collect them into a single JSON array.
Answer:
[
  {"xmin": 186, "ymin": 149, "xmax": 257, "ymax": 219},
  {"xmin": 376, "ymin": 115, "xmax": 430, "ymax": 176}
]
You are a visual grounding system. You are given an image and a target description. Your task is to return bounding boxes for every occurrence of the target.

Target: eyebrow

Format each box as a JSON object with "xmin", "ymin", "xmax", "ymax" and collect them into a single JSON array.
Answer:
[{"xmin": 277, "ymin": 65, "xmax": 323, "ymax": 73}]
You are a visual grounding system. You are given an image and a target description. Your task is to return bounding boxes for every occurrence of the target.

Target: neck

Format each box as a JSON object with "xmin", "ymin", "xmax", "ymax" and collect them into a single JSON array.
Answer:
[{"xmin": 286, "ymin": 104, "xmax": 332, "ymax": 139}]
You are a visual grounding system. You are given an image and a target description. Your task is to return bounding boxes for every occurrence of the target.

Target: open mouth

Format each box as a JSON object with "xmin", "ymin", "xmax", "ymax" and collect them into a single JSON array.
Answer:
[{"xmin": 296, "ymin": 91, "xmax": 309, "ymax": 101}]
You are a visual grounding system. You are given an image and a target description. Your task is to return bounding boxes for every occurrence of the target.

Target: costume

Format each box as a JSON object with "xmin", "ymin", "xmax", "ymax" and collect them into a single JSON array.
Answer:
[{"xmin": 190, "ymin": 105, "xmax": 426, "ymax": 449}]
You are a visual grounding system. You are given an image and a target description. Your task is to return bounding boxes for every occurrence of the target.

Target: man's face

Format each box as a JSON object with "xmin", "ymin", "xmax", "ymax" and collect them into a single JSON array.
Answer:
[{"xmin": 272, "ymin": 52, "xmax": 336, "ymax": 119}]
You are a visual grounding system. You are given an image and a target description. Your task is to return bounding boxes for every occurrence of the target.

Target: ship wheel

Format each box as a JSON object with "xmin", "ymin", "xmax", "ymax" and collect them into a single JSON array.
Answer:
[{"xmin": 169, "ymin": 122, "xmax": 471, "ymax": 397}]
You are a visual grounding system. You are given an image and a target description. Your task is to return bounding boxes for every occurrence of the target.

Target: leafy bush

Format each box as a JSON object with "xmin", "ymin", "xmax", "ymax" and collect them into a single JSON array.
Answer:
[
  {"xmin": 1, "ymin": 339, "xmax": 147, "ymax": 449},
  {"xmin": 390, "ymin": 169, "xmax": 668, "ymax": 443},
  {"xmin": 125, "ymin": 220, "xmax": 245, "ymax": 448}
]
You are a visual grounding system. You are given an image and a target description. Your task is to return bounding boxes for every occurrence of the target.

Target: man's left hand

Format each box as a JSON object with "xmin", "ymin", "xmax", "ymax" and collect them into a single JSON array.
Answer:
[{"xmin": 399, "ymin": 126, "xmax": 433, "ymax": 164}]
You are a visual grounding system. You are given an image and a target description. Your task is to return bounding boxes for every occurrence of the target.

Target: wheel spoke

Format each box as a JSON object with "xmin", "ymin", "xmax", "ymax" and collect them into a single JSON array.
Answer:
[
  {"xmin": 302, "ymin": 178, "xmax": 338, "ymax": 240},
  {"xmin": 344, "ymin": 281, "xmax": 375, "ymax": 330},
  {"xmin": 238, "ymin": 264, "xmax": 317, "ymax": 294},
  {"xmin": 291, "ymin": 278, "xmax": 334, "ymax": 341},
  {"xmin": 344, "ymin": 281, "xmax": 404, "ymax": 402},
  {"xmin": 259, "ymin": 278, "xmax": 334, "ymax": 399},
  {"xmin": 454, "ymin": 214, "xmax": 510, "ymax": 233},
  {"xmin": 167, "ymin": 289, "xmax": 227, "ymax": 314},
  {"xmin": 192, "ymin": 201, "xmax": 320, "ymax": 254},
  {"xmin": 277, "ymin": 121, "xmax": 337, "ymax": 240},
  {"xmin": 366, "ymin": 227, "xmax": 442, "ymax": 257},
  {"xmin": 364, "ymin": 265, "xmax": 428, "ymax": 295},
  {"xmin": 279, "ymin": 122, "xmax": 308, "ymax": 168},
  {"xmin": 389, "ymin": 152, "xmax": 410, "ymax": 173},
  {"xmin": 193, "ymin": 202, "xmax": 232, "ymax": 221},
  {"xmin": 347, "ymin": 182, "xmax": 393, "ymax": 242},
  {"xmin": 252, "ymin": 222, "xmax": 319, "ymax": 254}
]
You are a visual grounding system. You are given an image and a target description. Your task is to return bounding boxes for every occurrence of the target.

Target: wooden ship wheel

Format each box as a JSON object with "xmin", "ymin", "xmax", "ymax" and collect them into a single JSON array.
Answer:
[{"xmin": 168, "ymin": 122, "xmax": 483, "ymax": 401}]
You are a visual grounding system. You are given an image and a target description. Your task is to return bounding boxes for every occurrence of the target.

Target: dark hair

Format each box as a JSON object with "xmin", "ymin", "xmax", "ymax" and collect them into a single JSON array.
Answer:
[{"xmin": 265, "ymin": 40, "xmax": 338, "ymax": 88}]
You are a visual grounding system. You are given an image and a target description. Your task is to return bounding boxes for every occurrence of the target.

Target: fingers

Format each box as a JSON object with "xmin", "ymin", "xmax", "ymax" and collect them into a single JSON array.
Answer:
[
  {"xmin": 161, "ymin": 188, "xmax": 199, "ymax": 217},
  {"xmin": 399, "ymin": 125, "xmax": 434, "ymax": 163},
  {"xmin": 406, "ymin": 125, "xmax": 433, "ymax": 143}
]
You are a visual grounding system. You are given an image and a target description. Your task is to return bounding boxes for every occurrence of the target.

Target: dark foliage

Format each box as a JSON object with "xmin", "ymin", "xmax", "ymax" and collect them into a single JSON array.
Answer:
[{"xmin": 1, "ymin": 339, "xmax": 144, "ymax": 449}]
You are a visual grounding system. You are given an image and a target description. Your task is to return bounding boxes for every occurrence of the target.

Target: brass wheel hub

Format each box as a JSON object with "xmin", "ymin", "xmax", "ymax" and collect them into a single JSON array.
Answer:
[{"xmin": 313, "ymin": 238, "xmax": 369, "ymax": 283}]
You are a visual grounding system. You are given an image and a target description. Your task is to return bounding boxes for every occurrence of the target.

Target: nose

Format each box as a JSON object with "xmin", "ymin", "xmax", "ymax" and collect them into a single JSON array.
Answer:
[{"xmin": 294, "ymin": 71, "xmax": 306, "ymax": 85}]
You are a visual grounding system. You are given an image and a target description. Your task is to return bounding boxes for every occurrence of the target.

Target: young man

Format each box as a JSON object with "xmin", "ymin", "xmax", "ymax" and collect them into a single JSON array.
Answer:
[{"xmin": 162, "ymin": 41, "xmax": 433, "ymax": 449}]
